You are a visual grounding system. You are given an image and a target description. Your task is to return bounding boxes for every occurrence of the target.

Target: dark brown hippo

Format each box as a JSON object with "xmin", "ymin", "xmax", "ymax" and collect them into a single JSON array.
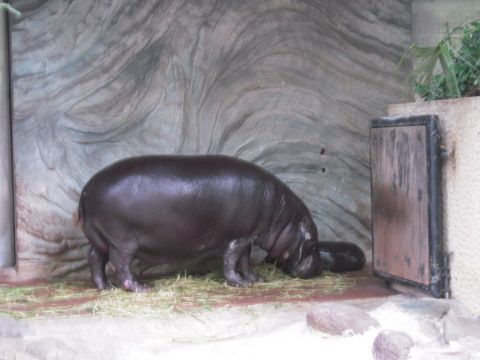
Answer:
[{"xmin": 78, "ymin": 155, "xmax": 365, "ymax": 291}]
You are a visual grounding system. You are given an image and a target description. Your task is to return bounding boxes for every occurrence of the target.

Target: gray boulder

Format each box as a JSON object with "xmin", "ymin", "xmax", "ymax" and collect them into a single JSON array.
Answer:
[
  {"xmin": 444, "ymin": 313, "xmax": 480, "ymax": 342},
  {"xmin": 25, "ymin": 338, "xmax": 76, "ymax": 360},
  {"xmin": 306, "ymin": 302, "xmax": 379, "ymax": 335},
  {"xmin": 372, "ymin": 330, "xmax": 414, "ymax": 360}
]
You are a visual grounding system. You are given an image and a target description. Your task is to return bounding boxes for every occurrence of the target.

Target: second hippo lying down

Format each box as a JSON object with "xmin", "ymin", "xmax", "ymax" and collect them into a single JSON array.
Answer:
[{"xmin": 78, "ymin": 155, "xmax": 365, "ymax": 291}]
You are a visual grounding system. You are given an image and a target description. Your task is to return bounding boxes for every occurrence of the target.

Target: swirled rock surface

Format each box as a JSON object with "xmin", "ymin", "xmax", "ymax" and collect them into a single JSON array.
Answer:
[{"xmin": 8, "ymin": 0, "xmax": 411, "ymax": 281}]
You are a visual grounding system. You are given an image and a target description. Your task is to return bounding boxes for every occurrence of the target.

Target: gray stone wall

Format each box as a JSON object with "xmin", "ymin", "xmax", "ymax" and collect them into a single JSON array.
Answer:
[
  {"xmin": 6, "ymin": 0, "xmax": 411, "ymax": 281},
  {"xmin": 0, "ymin": 10, "xmax": 14, "ymax": 268}
]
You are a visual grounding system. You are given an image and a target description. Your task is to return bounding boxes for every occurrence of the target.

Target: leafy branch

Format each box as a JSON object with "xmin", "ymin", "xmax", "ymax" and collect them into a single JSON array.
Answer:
[
  {"xmin": 400, "ymin": 20, "xmax": 480, "ymax": 101},
  {"xmin": 0, "ymin": 3, "xmax": 20, "ymax": 17}
]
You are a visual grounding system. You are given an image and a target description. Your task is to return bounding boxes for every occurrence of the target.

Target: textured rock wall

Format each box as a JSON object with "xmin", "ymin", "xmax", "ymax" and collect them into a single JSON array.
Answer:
[
  {"xmin": 0, "ymin": 11, "xmax": 14, "ymax": 268},
  {"xmin": 7, "ymin": 0, "xmax": 411, "ymax": 281}
]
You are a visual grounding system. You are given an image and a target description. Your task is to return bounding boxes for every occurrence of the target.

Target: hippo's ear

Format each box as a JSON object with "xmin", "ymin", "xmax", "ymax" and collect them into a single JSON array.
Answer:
[{"xmin": 299, "ymin": 217, "xmax": 312, "ymax": 240}]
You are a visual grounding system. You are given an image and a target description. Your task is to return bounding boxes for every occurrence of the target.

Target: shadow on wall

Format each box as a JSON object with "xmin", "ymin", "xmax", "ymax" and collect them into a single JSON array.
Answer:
[{"xmin": 8, "ymin": 0, "xmax": 411, "ymax": 281}]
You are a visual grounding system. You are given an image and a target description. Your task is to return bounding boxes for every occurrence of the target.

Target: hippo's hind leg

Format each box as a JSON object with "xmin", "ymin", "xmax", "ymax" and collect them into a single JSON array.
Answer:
[
  {"xmin": 88, "ymin": 246, "xmax": 111, "ymax": 290},
  {"xmin": 223, "ymin": 239, "xmax": 264, "ymax": 287},
  {"xmin": 108, "ymin": 246, "xmax": 150, "ymax": 292}
]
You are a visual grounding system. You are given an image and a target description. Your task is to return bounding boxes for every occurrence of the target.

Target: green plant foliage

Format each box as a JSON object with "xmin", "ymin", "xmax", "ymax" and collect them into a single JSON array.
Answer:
[
  {"xmin": 401, "ymin": 20, "xmax": 480, "ymax": 101},
  {"xmin": 0, "ymin": 3, "xmax": 20, "ymax": 17}
]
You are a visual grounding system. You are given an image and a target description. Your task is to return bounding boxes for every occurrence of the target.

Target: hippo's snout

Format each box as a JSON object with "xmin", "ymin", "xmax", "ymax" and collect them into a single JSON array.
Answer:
[{"xmin": 289, "ymin": 252, "xmax": 323, "ymax": 279}]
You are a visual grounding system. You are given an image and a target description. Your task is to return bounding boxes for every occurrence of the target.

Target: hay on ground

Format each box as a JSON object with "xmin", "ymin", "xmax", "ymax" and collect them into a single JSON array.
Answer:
[{"xmin": 0, "ymin": 263, "xmax": 362, "ymax": 320}]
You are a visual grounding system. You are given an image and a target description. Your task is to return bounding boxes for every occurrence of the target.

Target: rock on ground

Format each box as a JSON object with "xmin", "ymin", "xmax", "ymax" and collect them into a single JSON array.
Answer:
[
  {"xmin": 372, "ymin": 330, "xmax": 414, "ymax": 360},
  {"xmin": 443, "ymin": 313, "xmax": 480, "ymax": 342},
  {"xmin": 25, "ymin": 338, "xmax": 76, "ymax": 360},
  {"xmin": 306, "ymin": 302, "xmax": 379, "ymax": 335}
]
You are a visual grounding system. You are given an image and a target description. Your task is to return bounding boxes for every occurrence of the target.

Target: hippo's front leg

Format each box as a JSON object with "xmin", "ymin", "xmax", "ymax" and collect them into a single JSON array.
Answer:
[
  {"xmin": 238, "ymin": 245, "xmax": 266, "ymax": 283},
  {"xmin": 223, "ymin": 239, "xmax": 261, "ymax": 287}
]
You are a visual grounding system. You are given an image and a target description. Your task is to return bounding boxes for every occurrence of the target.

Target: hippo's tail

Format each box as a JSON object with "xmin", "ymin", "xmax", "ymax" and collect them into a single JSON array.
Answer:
[{"xmin": 78, "ymin": 186, "xmax": 87, "ymax": 226}]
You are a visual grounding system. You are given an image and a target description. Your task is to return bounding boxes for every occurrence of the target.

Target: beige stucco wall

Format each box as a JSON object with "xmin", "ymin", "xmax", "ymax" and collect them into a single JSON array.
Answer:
[{"xmin": 389, "ymin": 97, "xmax": 480, "ymax": 317}]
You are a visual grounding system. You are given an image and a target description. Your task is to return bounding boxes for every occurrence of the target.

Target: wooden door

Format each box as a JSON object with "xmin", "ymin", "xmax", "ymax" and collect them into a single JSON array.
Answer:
[{"xmin": 370, "ymin": 115, "xmax": 447, "ymax": 298}]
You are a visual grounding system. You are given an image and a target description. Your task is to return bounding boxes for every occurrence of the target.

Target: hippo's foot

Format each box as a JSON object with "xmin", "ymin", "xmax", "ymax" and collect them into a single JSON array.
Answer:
[
  {"xmin": 224, "ymin": 270, "xmax": 253, "ymax": 287},
  {"xmin": 226, "ymin": 272, "xmax": 266, "ymax": 288},
  {"xmin": 243, "ymin": 273, "xmax": 266, "ymax": 283},
  {"xmin": 96, "ymin": 283, "xmax": 114, "ymax": 291},
  {"xmin": 239, "ymin": 261, "xmax": 266, "ymax": 283},
  {"xmin": 228, "ymin": 278, "xmax": 254, "ymax": 288},
  {"xmin": 123, "ymin": 280, "xmax": 151, "ymax": 292}
]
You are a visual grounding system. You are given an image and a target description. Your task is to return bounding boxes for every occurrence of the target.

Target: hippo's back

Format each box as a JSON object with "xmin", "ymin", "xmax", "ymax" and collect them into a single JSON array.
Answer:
[
  {"xmin": 80, "ymin": 155, "xmax": 276, "ymax": 207},
  {"xmin": 78, "ymin": 155, "xmax": 293, "ymax": 258}
]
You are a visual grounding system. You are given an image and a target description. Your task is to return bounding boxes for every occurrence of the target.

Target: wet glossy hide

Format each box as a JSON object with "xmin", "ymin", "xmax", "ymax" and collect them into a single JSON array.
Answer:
[{"xmin": 78, "ymin": 155, "xmax": 321, "ymax": 291}]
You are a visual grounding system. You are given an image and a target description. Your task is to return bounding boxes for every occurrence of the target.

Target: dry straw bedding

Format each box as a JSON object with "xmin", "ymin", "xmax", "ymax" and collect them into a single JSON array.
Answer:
[{"xmin": 0, "ymin": 264, "xmax": 361, "ymax": 320}]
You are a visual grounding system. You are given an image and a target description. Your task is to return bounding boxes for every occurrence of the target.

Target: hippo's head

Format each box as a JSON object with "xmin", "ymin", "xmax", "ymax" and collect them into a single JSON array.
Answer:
[{"xmin": 273, "ymin": 216, "xmax": 323, "ymax": 279}]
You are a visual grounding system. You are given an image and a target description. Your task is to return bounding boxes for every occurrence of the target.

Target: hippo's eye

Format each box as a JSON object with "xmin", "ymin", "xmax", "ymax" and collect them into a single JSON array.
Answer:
[
  {"xmin": 303, "ymin": 239, "xmax": 317, "ymax": 253},
  {"xmin": 300, "ymin": 219, "xmax": 312, "ymax": 241}
]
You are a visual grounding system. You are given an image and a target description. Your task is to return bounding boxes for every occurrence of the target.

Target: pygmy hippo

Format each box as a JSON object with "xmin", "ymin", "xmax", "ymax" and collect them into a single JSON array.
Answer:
[{"xmin": 78, "ymin": 155, "xmax": 365, "ymax": 291}]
